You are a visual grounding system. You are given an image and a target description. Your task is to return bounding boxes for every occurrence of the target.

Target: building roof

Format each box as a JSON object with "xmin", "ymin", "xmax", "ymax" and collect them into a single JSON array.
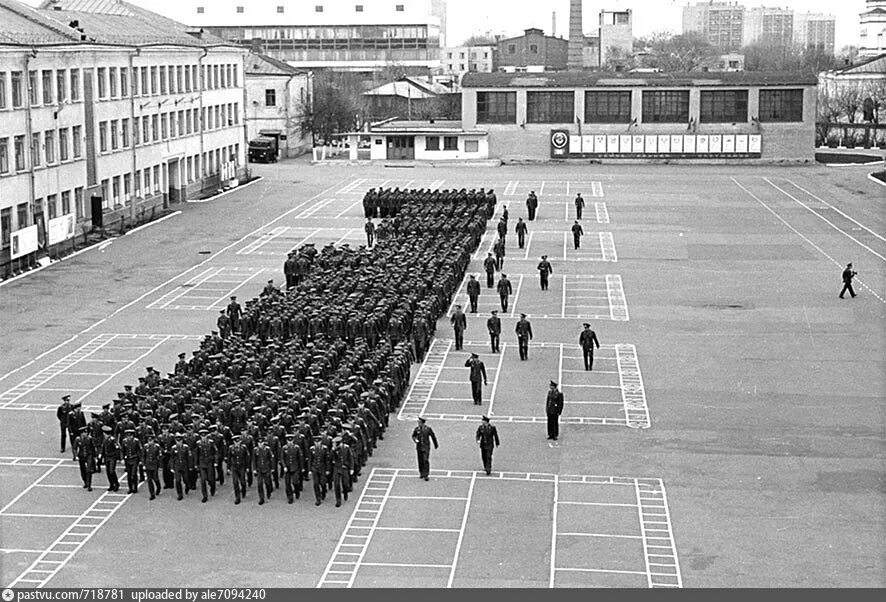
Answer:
[
  {"xmin": 339, "ymin": 119, "xmax": 487, "ymax": 136},
  {"xmin": 363, "ymin": 77, "xmax": 451, "ymax": 99},
  {"xmin": 31, "ymin": 0, "xmax": 232, "ymax": 47},
  {"xmin": 834, "ymin": 54, "xmax": 886, "ymax": 75},
  {"xmin": 245, "ymin": 53, "xmax": 307, "ymax": 76},
  {"xmin": 0, "ymin": 0, "xmax": 80, "ymax": 44},
  {"xmin": 462, "ymin": 70, "xmax": 818, "ymax": 88}
]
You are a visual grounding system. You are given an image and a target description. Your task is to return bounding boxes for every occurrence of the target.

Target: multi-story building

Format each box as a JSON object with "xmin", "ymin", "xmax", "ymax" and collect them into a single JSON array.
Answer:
[
  {"xmin": 682, "ymin": 1, "xmax": 746, "ymax": 53},
  {"xmin": 743, "ymin": 6, "xmax": 794, "ymax": 47},
  {"xmin": 440, "ymin": 45, "xmax": 495, "ymax": 76},
  {"xmin": 859, "ymin": 0, "xmax": 886, "ymax": 57},
  {"xmin": 132, "ymin": 0, "xmax": 444, "ymax": 73},
  {"xmin": 597, "ymin": 9, "xmax": 633, "ymax": 67},
  {"xmin": 793, "ymin": 13, "xmax": 836, "ymax": 53},
  {"xmin": 0, "ymin": 0, "xmax": 248, "ymax": 271},
  {"xmin": 244, "ymin": 53, "xmax": 312, "ymax": 158},
  {"xmin": 496, "ymin": 28, "xmax": 568, "ymax": 72}
]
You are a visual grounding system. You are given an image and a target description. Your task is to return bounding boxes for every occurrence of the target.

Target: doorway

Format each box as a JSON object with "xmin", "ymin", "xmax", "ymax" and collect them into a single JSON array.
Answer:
[{"xmin": 386, "ymin": 135, "xmax": 415, "ymax": 160}]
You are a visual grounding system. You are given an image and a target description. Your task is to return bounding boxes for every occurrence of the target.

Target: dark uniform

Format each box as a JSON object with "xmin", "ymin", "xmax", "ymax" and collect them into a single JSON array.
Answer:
[
  {"xmin": 571, "ymin": 221, "xmax": 584, "ymax": 250},
  {"xmin": 76, "ymin": 427, "xmax": 96, "ymax": 491},
  {"xmin": 483, "ymin": 253, "xmax": 496, "ymax": 288},
  {"xmin": 464, "ymin": 354, "xmax": 487, "ymax": 405},
  {"xmin": 309, "ymin": 438, "xmax": 329, "ymax": 505},
  {"xmin": 170, "ymin": 435, "xmax": 192, "ymax": 500},
  {"xmin": 101, "ymin": 427, "xmax": 121, "ymax": 492},
  {"xmin": 330, "ymin": 438, "xmax": 353, "ymax": 507},
  {"xmin": 526, "ymin": 192, "xmax": 538, "ymax": 221},
  {"xmin": 195, "ymin": 432, "xmax": 217, "ymax": 502},
  {"xmin": 579, "ymin": 324, "xmax": 601, "ymax": 371},
  {"xmin": 254, "ymin": 440, "xmax": 274, "ymax": 505},
  {"xmin": 142, "ymin": 437, "xmax": 163, "ymax": 500},
  {"xmin": 497, "ymin": 275, "xmax": 513, "ymax": 313},
  {"xmin": 228, "ymin": 436, "xmax": 250, "ymax": 504},
  {"xmin": 546, "ymin": 382, "xmax": 564, "ymax": 441},
  {"xmin": 466, "ymin": 276, "xmax": 481, "ymax": 313},
  {"xmin": 537, "ymin": 256, "xmax": 553, "ymax": 291},
  {"xmin": 475, "ymin": 417, "xmax": 500, "ymax": 475},
  {"xmin": 574, "ymin": 193, "xmax": 585, "ymax": 220},
  {"xmin": 450, "ymin": 306, "xmax": 467, "ymax": 351},
  {"xmin": 365, "ymin": 219, "xmax": 375, "ymax": 247},
  {"xmin": 56, "ymin": 397, "xmax": 72, "ymax": 453},
  {"xmin": 515, "ymin": 314, "xmax": 533, "ymax": 361},
  {"xmin": 486, "ymin": 311, "xmax": 501, "ymax": 353},
  {"xmin": 121, "ymin": 430, "xmax": 142, "ymax": 494},
  {"xmin": 515, "ymin": 218, "xmax": 528, "ymax": 248},
  {"xmin": 226, "ymin": 296, "xmax": 242, "ymax": 333},
  {"xmin": 411, "ymin": 418, "xmax": 438, "ymax": 480},
  {"xmin": 839, "ymin": 263, "xmax": 857, "ymax": 298},
  {"xmin": 281, "ymin": 435, "xmax": 304, "ymax": 503}
]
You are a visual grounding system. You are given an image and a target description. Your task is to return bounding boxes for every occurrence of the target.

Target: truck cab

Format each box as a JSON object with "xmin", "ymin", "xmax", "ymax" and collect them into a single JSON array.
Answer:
[{"xmin": 248, "ymin": 136, "xmax": 279, "ymax": 163}]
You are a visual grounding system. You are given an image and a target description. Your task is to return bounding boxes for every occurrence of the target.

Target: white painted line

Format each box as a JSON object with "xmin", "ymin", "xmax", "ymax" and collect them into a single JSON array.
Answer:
[
  {"xmin": 374, "ymin": 527, "xmax": 460, "ymax": 533},
  {"xmin": 334, "ymin": 199, "xmax": 363, "ymax": 219},
  {"xmin": 591, "ymin": 181, "xmax": 604, "ymax": 197},
  {"xmin": 636, "ymin": 479, "xmax": 653, "ymax": 588},
  {"xmin": 595, "ymin": 202, "xmax": 610, "ymax": 224},
  {"xmin": 0, "ymin": 513, "xmax": 80, "ymax": 519},
  {"xmin": 539, "ymin": 181, "xmax": 546, "ymax": 196},
  {"xmin": 557, "ymin": 501, "xmax": 638, "ymax": 507},
  {"xmin": 72, "ymin": 336, "xmax": 170, "ymax": 405},
  {"xmin": 558, "ymin": 533, "xmax": 642, "ymax": 539},
  {"xmin": 549, "ymin": 474, "xmax": 559, "ymax": 588},
  {"xmin": 556, "ymin": 568, "xmax": 646, "ymax": 575},
  {"xmin": 361, "ymin": 563, "xmax": 451, "ymax": 569},
  {"xmin": 486, "ymin": 342, "xmax": 507, "ymax": 416},
  {"xmin": 206, "ymin": 269, "xmax": 268, "ymax": 310},
  {"xmin": 561, "ymin": 277, "xmax": 567, "ymax": 319},
  {"xmin": 0, "ymin": 549, "xmax": 47, "ymax": 554},
  {"xmin": 447, "ymin": 472, "xmax": 476, "ymax": 588},
  {"xmin": 387, "ymin": 495, "xmax": 469, "ymax": 501},
  {"xmin": 732, "ymin": 177, "xmax": 885, "ymax": 305}
]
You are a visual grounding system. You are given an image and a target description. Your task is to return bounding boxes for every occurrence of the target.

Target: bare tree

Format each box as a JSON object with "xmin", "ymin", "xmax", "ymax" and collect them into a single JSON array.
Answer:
[
  {"xmin": 601, "ymin": 45, "xmax": 635, "ymax": 72},
  {"xmin": 640, "ymin": 32, "xmax": 718, "ymax": 72}
]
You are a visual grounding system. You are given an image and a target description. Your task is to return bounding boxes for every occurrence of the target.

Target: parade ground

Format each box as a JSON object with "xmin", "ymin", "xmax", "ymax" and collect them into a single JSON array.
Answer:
[{"xmin": 0, "ymin": 162, "xmax": 883, "ymax": 588}]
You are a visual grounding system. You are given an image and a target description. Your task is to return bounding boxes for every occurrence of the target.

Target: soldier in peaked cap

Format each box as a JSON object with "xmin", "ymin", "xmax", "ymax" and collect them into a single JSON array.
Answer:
[
  {"xmin": 281, "ymin": 432, "xmax": 304, "ymax": 503},
  {"xmin": 515, "ymin": 313, "xmax": 533, "ymax": 361},
  {"xmin": 450, "ymin": 304, "xmax": 467, "ymax": 351},
  {"xmin": 476, "ymin": 415, "xmax": 500, "ymax": 475},
  {"xmin": 496, "ymin": 273, "xmax": 513, "ymax": 313},
  {"xmin": 330, "ymin": 436, "xmax": 353, "ymax": 507},
  {"xmin": 195, "ymin": 428, "xmax": 217, "ymax": 503},
  {"xmin": 56, "ymin": 395, "xmax": 73, "ymax": 454},
  {"xmin": 121, "ymin": 428, "xmax": 142, "ymax": 494},
  {"xmin": 227, "ymin": 296, "xmax": 242, "ymax": 334},
  {"xmin": 227, "ymin": 434, "xmax": 250, "ymax": 505},
  {"xmin": 545, "ymin": 381, "xmax": 565, "ymax": 441},
  {"xmin": 571, "ymin": 220, "xmax": 584, "ymax": 250},
  {"xmin": 253, "ymin": 437, "xmax": 274, "ymax": 505},
  {"xmin": 515, "ymin": 217, "xmax": 528, "ymax": 249},
  {"xmin": 67, "ymin": 403, "xmax": 86, "ymax": 461},
  {"xmin": 76, "ymin": 426, "xmax": 97, "ymax": 491},
  {"xmin": 175, "ymin": 353, "xmax": 188, "ymax": 376},
  {"xmin": 579, "ymin": 323, "xmax": 601, "ymax": 371},
  {"xmin": 309, "ymin": 435, "xmax": 330, "ymax": 506},
  {"xmin": 483, "ymin": 252, "xmax": 496, "ymax": 289},
  {"xmin": 464, "ymin": 352, "xmax": 488, "ymax": 406},
  {"xmin": 170, "ymin": 432, "xmax": 192, "ymax": 501},
  {"xmin": 142, "ymin": 433, "xmax": 163, "ymax": 500},
  {"xmin": 487, "ymin": 310, "xmax": 501, "ymax": 354},
  {"xmin": 537, "ymin": 255, "xmax": 553, "ymax": 291},
  {"xmin": 466, "ymin": 274, "xmax": 481, "ymax": 313},
  {"xmin": 101, "ymin": 425, "xmax": 121, "ymax": 492},
  {"xmin": 411, "ymin": 417, "xmax": 438, "ymax": 481}
]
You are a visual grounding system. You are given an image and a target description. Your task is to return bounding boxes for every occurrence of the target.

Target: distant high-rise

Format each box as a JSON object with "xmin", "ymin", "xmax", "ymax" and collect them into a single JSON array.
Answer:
[
  {"xmin": 859, "ymin": 0, "xmax": 886, "ymax": 57},
  {"xmin": 743, "ymin": 6, "xmax": 794, "ymax": 47},
  {"xmin": 793, "ymin": 13, "xmax": 835, "ymax": 53},
  {"xmin": 682, "ymin": 1, "xmax": 745, "ymax": 52}
]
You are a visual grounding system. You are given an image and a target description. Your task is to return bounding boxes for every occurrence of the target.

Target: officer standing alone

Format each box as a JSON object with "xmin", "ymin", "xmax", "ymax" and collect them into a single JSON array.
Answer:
[
  {"xmin": 411, "ymin": 417, "xmax": 439, "ymax": 481},
  {"xmin": 475, "ymin": 415, "xmax": 500, "ymax": 475}
]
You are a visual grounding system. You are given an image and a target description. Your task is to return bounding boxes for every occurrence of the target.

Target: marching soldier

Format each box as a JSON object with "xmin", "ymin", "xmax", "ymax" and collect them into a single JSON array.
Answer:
[
  {"xmin": 450, "ymin": 304, "xmax": 467, "ymax": 351},
  {"xmin": 483, "ymin": 252, "xmax": 497, "ymax": 289},
  {"xmin": 365, "ymin": 218, "xmax": 375, "ymax": 248},
  {"xmin": 515, "ymin": 217, "xmax": 528, "ymax": 249},
  {"xmin": 170, "ymin": 433, "xmax": 192, "ymax": 501},
  {"xmin": 545, "ymin": 381, "xmax": 564, "ymax": 441},
  {"xmin": 574, "ymin": 192, "xmax": 585, "ymax": 220},
  {"xmin": 493, "ymin": 237, "xmax": 505, "ymax": 271},
  {"xmin": 537, "ymin": 255, "xmax": 553, "ymax": 291},
  {"xmin": 839, "ymin": 262, "xmax": 857, "ymax": 299},
  {"xmin": 515, "ymin": 313, "xmax": 533, "ymax": 360},
  {"xmin": 56, "ymin": 395, "xmax": 72, "ymax": 453},
  {"xmin": 330, "ymin": 436, "xmax": 354, "ymax": 508},
  {"xmin": 142, "ymin": 433, "xmax": 163, "ymax": 500},
  {"xmin": 217, "ymin": 310, "xmax": 231, "ymax": 339},
  {"xmin": 122, "ymin": 428, "xmax": 142, "ymax": 494},
  {"xmin": 76, "ymin": 426, "xmax": 97, "ymax": 491},
  {"xmin": 411, "ymin": 417, "xmax": 438, "ymax": 481},
  {"xmin": 579, "ymin": 323, "xmax": 601, "ymax": 371},
  {"xmin": 486, "ymin": 310, "xmax": 501, "ymax": 354},
  {"xmin": 157, "ymin": 423, "xmax": 175, "ymax": 490},
  {"xmin": 526, "ymin": 191, "xmax": 538, "ymax": 221},
  {"xmin": 475, "ymin": 415, "xmax": 500, "ymax": 475},
  {"xmin": 309, "ymin": 435, "xmax": 329, "ymax": 506},
  {"xmin": 254, "ymin": 438, "xmax": 274, "ymax": 505},
  {"xmin": 282, "ymin": 432, "xmax": 304, "ymax": 503},
  {"xmin": 466, "ymin": 274, "xmax": 481, "ymax": 313},
  {"xmin": 228, "ymin": 434, "xmax": 250, "ymax": 505},
  {"xmin": 464, "ymin": 353, "xmax": 488, "ymax": 405},
  {"xmin": 195, "ymin": 428, "xmax": 217, "ymax": 503},
  {"xmin": 571, "ymin": 221, "xmax": 584, "ymax": 250},
  {"xmin": 67, "ymin": 403, "xmax": 86, "ymax": 461},
  {"xmin": 101, "ymin": 425, "xmax": 120, "ymax": 492},
  {"xmin": 226, "ymin": 295, "xmax": 242, "ymax": 333},
  {"xmin": 497, "ymin": 273, "xmax": 513, "ymax": 313}
]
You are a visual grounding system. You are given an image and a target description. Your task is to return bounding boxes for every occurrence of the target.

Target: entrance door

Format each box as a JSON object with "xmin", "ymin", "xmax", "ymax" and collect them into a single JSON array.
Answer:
[
  {"xmin": 167, "ymin": 159, "xmax": 181, "ymax": 202},
  {"xmin": 386, "ymin": 135, "xmax": 415, "ymax": 160}
]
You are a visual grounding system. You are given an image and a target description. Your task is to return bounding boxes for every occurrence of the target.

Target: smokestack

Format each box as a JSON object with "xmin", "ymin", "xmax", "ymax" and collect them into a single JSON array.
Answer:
[
  {"xmin": 568, "ymin": 0, "xmax": 584, "ymax": 69},
  {"xmin": 552, "ymin": 11, "xmax": 557, "ymax": 37}
]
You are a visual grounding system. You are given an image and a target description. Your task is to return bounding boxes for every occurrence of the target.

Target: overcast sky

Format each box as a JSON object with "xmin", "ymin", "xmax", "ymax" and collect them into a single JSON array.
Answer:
[{"xmin": 20, "ymin": 0, "xmax": 863, "ymax": 48}]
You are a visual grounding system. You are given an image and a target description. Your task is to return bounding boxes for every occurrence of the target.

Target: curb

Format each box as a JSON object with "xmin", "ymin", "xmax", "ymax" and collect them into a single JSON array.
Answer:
[
  {"xmin": 185, "ymin": 176, "xmax": 263, "ymax": 203},
  {"xmin": 867, "ymin": 173, "xmax": 886, "ymax": 188}
]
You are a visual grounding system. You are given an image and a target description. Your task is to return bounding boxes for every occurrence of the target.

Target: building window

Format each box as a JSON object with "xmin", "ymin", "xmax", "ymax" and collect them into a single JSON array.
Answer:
[
  {"xmin": 133, "ymin": 117, "xmax": 140, "ymax": 145},
  {"xmin": 42, "ymin": 70, "xmax": 53, "ymax": 104},
  {"xmin": 759, "ymin": 89, "xmax": 803, "ymax": 122},
  {"xmin": 120, "ymin": 67, "xmax": 129, "ymax": 97},
  {"xmin": 508, "ymin": 44, "xmax": 516, "ymax": 54},
  {"xmin": 99, "ymin": 121, "xmax": 108, "ymax": 152},
  {"xmin": 70, "ymin": 69, "xmax": 80, "ymax": 101},
  {"xmin": 585, "ymin": 91, "xmax": 631, "ymax": 123},
  {"xmin": 0, "ymin": 72, "xmax": 6, "ymax": 109},
  {"xmin": 56, "ymin": 69, "xmax": 66, "ymax": 103},
  {"xmin": 124, "ymin": 173, "xmax": 132, "ymax": 201},
  {"xmin": 141, "ymin": 67, "xmax": 148, "ymax": 95},
  {"xmin": 0, "ymin": 137, "xmax": 8, "ymax": 173},
  {"xmin": 61, "ymin": 190, "xmax": 71, "ymax": 215},
  {"xmin": 641, "ymin": 90, "xmax": 689, "ymax": 123},
  {"xmin": 700, "ymin": 90, "xmax": 747, "ymax": 123},
  {"xmin": 97, "ymin": 67, "xmax": 107, "ymax": 99},
  {"xmin": 11, "ymin": 71, "xmax": 23, "ymax": 107},
  {"xmin": 315, "ymin": 5, "xmax": 323, "ymax": 11},
  {"xmin": 196, "ymin": 6, "xmax": 204, "ymax": 13},
  {"xmin": 153, "ymin": 166, "xmax": 160, "ymax": 191},
  {"xmin": 477, "ymin": 91, "xmax": 516, "ymax": 124},
  {"xmin": 529, "ymin": 44, "xmax": 538, "ymax": 54},
  {"xmin": 17, "ymin": 203, "xmax": 28, "ymax": 229},
  {"xmin": 59, "ymin": 128, "xmax": 69, "ymax": 161},
  {"xmin": 465, "ymin": 139, "xmax": 479, "ymax": 153},
  {"xmin": 143, "ymin": 117, "xmax": 150, "ymax": 143},
  {"xmin": 112, "ymin": 176, "xmax": 121, "ymax": 205},
  {"xmin": 159, "ymin": 67, "xmax": 167, "ymax": 95},
  {"xmin": 14, "ymin": 135, "xmax": 26, "ymax": 170},
  {"xmin": 527, "ymin": 91, "xmax": 574, "ymax": 123},
  {"xmin": 152, "ymin": 114, "xmax": 159, "ymax": 141},
  {"xmin": 265, "ymin": 89, "xmax": 277, "ymax": 107},
  {"xmin": 1, "ymin": 208, "xmax": 10, "ymax": 247},
  {"xmin": 44, "ymin": 130, "xmax": 55, "ymax": 163},
  {"xmin": 355, "ymin": 4, "xmax": 363, "ymax": 11},
  {"xmin": 236, "ymin": 5, "xmax": 244, "ymax": 12},
  {"xmin": 121, "ymin": 118, "xmax": 130, "ymax": 147},
  {"xmin": 72, "ymin": 125, "xmax": 82, "ymax": 158},
  {"xmin": 31, "ymin": 133, "xmax": 41, "ymax": 167},
  {"xmin": 150, "ymin": 66, "xmax": 157, "ymax": 94},
  {"xmin": 161, "ymin": 114, "xmax": 169, "ymax": 139},
  {"xmin": 143, "ymin": 170, "xmax": 151, "ymax": 194},
  {"xmin": 277, "ymin": 5, "xmax": 284, "ymax": 12},
  {"xmin": 396, "ymin": 4, "xmax": 404, "ymax": 10},
  {"xmin": 48, "ymin": 194, "xmax": 58, "ymax": 220},
  {"xmin": 29, "ymin": 70, "xmax": 39, "ymax": 105},
  {"xmin": 110, "ymin": 120, "xmax": 119, "ymax": 150},
  {"xmin": 109, "ymin": 67, "xmax": 118, "ymax": 97},
  {"xmin": 443, "ymin": 136, "xmax": 458, "ymax": 150},
  {"xmin": 426, "ymin": 136, "xmax": 440, "ymax": 150}
]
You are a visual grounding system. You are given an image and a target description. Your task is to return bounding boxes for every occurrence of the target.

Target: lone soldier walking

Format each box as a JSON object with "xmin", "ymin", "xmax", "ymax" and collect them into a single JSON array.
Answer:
[
  {"xmin": 574, "ymin": 192, "xmax": 585, "ymax": 220},
  {"xmin": 365, "ymin": 218, "xmax": 375, "ymax": 248},
  {"xmin": 515, "ymin": 313, "xmax": 533, "ymax": 360},
  {"xmin": 484, "ymin": 253, "xmax": 497, "ymax": 289},
  {"xmin": 451, "ymin": 304, "xmax": 467, "ymax": 351},
  {"xmin": 464, "ymin": 352, "xmax": 488, "ymax": 405},
  {"xmin": 839, "ymin": 262, "xmax": 857, "ymax": 299},
  {"xmin": 526, "ymin": 191, "xmax": 538, "ymax": 221},
  {"xmin": 545, "ymin": 381, "xmax": 564, "ymax": 441},
  {"xmin": 497, "ymin": 273, "xmax": 513, "ymax": 313},
  {"xmin": 56, "ymin": 395, "xmax": 72, "ymax": 453},
  {"xmin": 411, "ymin": 417, "xmax": 439, "ymax": 481},
  {"xmin": 571, "ymin": 221, "xmax": 584, "ymax": 250},
  {"xmin": 466, "ymin": 275, "xmax": 481, "ymax": 313},
  {"xmin": 579, "ymin": 323, "xmax": 601, "ymax": 371},
  {"xmin": 487, "ymin": 310, "xmax": 501, "ymax": 354},
  {"xmin": 475, "ymin": 415, "xmax": 500, "ymax": 475},
  {"xmin": 515, "ymin": 217, "xmax": 528, "ymax": 249},
  {"xmin": 537, "ymin": 255, "xmax": 553, "ymax": 291},
  {"xmin": 493, "ymin": 237, "xmax": 506, "ymax": 271}
]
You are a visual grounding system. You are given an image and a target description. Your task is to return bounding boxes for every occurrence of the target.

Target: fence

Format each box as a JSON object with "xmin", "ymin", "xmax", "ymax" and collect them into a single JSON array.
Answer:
[{"xmin": 816, "ymin": 122, "xmax": 886, "ymax": 149}]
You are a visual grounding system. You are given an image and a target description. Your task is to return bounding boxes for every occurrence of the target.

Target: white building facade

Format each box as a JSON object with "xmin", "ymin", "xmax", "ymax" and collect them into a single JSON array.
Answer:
[
  {"xmin": 440, "ymin": 46, "xmax": 495, "ymax": 76},
  {"xmin": 245, "ymin": 53, "xmax": 313, "ymax": 158},
  {"xmin": 859, "ymin": 0, "xmax": 886, "ymax": 57}
]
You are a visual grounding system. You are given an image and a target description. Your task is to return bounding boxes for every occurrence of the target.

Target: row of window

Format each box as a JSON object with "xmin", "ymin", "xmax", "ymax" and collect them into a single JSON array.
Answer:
[
  {"xmin": 96, "ymin": 63, "xmax": 239, "ymax": 101},
  {"xmin": 97, "ymin": 103, "xmax": 240, "ymax": 154},
  {"xmin": 199, "ymin": 4, "xmax": 405, "ymax": 13},
  {"xmin": 476, "ymin": 89, "xmax": 804, "ymax": 124},
  {"xmin": 0, "ymin": 69, "xmax": 81, "ymax": 110},
  {"xmin": 0, "ymin": 189, "xmax": 84, "ymax": 247},
  {"xmin": 240, "ymin": 25, "xmax": 429, "ymax": 41},
  {"xmin": 0, "ymin": 128, "xmax": 81, "ymax": 174}
]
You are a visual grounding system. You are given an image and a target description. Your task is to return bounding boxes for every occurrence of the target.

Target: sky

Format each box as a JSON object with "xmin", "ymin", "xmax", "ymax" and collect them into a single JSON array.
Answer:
[{"xmin": 19, "ymin": 0, "xmax": 864, "ymax": 49}]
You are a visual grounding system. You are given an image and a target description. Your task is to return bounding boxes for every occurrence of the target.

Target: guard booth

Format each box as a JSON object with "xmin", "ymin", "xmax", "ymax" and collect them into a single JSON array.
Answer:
[{"xmin": 336, "ymin": 120, "xmax": 489, "ymax": 162}]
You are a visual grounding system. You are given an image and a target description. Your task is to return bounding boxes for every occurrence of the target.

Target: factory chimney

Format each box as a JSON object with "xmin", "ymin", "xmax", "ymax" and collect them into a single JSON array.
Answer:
[{"xmin": 568, "ymin": 0, "xmax": 584, "ymax": 69}]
